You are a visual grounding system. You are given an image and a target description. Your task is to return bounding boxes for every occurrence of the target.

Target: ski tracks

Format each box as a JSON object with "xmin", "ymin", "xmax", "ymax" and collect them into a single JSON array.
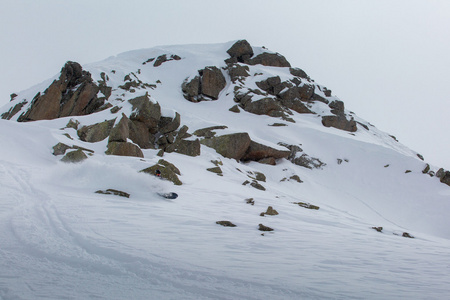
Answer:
[{"xmin": 0, "ymin": 161, "xmax": 305, "ymax": 300}]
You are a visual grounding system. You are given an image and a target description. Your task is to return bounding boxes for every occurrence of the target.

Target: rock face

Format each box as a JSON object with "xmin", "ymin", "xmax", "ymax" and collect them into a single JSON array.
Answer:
[
  {"xmin": 321, "ymin": 100, "xmax": 357, "ymax": 132},
  {"xmin": 17, "ymin": 61, "xmax": 106, "ymax": 122},
  {"xmin": 225, "ymin": 40, "xmax": 290, "ymax": 68},
  {"xmin": 200, "ymin": 67, "xmax": 226, "ymax": 100},
  {"xmin": 129, "ymin": 94, "xmax": 161, "ymax": 131},
  {"xmin": 226, "ymin": 40, "xmax": 254, "ymax": 63},
  {"xmin": 201, "ymin": 133, "xmax": 252, "ymax": 160},
  {"xmin": 440, "ymin": 171, "xmax": 450, "ymax": 186},
  {"xmin": 61, "ymin": 149, "xmax": 88, "ymax": 163},
  {"xmin": 322, "ymin": 115, "xmax": 357, "ymax": 132},
  {"xmin": 241, "ymin": 141, "xmax": 290, "ymax": 164},
  {"xmin": 182, "ymin": 66, "xmax": 226, "ymax": 102},
  {"xmin": 248, "ymin": 52, "xmax": 291, "ymax": 68},
  {"xmin": 105, "ymin": 142, "xmax": 144, "ymax": 158},
  {"xmin": 78, "ymin": 119, "xmax": 116, "ymax": 143}
]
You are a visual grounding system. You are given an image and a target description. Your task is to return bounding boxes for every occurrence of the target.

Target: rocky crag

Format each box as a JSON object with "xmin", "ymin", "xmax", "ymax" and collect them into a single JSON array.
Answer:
[{"xmin": 1, "ymin": 40, "xmax": 448, "ymax": 186}]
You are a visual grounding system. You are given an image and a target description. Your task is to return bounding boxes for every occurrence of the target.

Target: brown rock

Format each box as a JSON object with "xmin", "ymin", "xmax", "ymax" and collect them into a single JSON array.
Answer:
[
  {"xmin": 108, "ymin": 114, "xmax": 130, "ymax": 143},
  {"xmin": 105, "ymin": 142, "xmax": 144, "ymax": 158},
  {"xmin": 226, "ymin": 40, "xmax": 254, "ymax": 63},
  {"xmin": 181, "ymin": 76, "xmax": 201, "ymax": 102},
  {"xmin": 158, "ymin": 112, "xmax": 181, "ymax": 134},
  {"xmin": 322, "ymin": 115, "xmax": 357, "ymax": 132},
  {"xmin": 200, "ymin": 66, "xmax": 226, "ymax": 100},
  {"xmin": 77, "ymin": 119, "xmax": 116, "ymax": 143},
  {"xmin": 241, "ymin": 141, "xmax": 290, "ymax": 162},
  {"xmin": 200, "ymin": 132, "xmax": 251, "ymax": 160},
  {"xmin": 18, "ymin": 61, "xmax": 104, "ymax": 122},
  {"xmin": 128, "ymin": 120, "xmax": 154, "ymax": 149},
  {"xmin": 128, "ymin": 94, "xmax": 161, "ymax": 131},
  {"xmin": 248, "ymin": 52, "xmax": 291, "ymax": 68}
]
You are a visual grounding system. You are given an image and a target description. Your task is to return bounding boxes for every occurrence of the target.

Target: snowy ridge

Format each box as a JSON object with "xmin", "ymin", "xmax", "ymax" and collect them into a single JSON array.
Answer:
[{"xmin": 1, "ymin": 41, "xmax": 449, "ymax": 299}]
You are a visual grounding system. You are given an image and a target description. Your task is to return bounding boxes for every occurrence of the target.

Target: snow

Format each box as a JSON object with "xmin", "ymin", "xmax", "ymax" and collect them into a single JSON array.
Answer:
[{"xmin": 1, "ymin": 41, "xmax": 450, "ymax": 299}]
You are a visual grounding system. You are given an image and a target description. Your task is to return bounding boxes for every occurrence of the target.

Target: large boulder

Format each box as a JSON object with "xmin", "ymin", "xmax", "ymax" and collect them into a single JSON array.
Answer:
[
  {"xmin": 241, "ymin": 141, "xmax": 290, "ymax": 163},
  {"xmin": 105, "ymin": 142, "xmax": 144, "ymax": 158},
  {"xmin": 322, "ymin": 115, "xmax": 357, "ymax": 132},
  {"xmin": 165, "ymin": 139, "xmax": 201, "ymax": 157},
  {"xmin": 182, "ymin": 66, "xmax": 226, "ymax": 101},
  {"xmin": 248, "ymin": 52, "xmax": 291, "ymax": 68},
  {"xmin": 128, "ymin": 119, "xmax": 155, "ymax": 149},
  {"xmin": 242, "ymin": 97, "xmax": 285, "ymax": 117},
  {"xmin": 440, "ymin": 171, "xmax": 450, "ymax": 186},
  {"xmin": 77, "ymin": 119, "xmax": 116, "ymax": 143},
  {"xmin": 181, "ymin": 76, "xmax": 201, "ymax": 102},
  {"xmin": 256, "ymin": 76, "xmax": 282, "ymax": 95},
  {"xmin": 17, "ymin": 61, "xmax": 105, "ymax": 122},
  {"xmin": 158, "ymin": 112, "xmax": 181, "ymax": 134},
  {"xmin": 226, "ymin": 40, "xmax": 254, "ymax": 63},
  {"xmin": 199, "ymin": 66, "xmax": 226, "ymax": 100},
  {"xmin": 228, "ymin": 63, "xmax": 250, "ymax": 83},
  {"xmin": 108, "ymin": 114, "xmax": 130, "ymax": 143},
  {"xmin": 128, "ymin": 94, "xmax": 161, "ymax": 131},
  {"xmin": 201, "ymin": 133, "xmax": 252, "ymax": 160},
  {"xmin": 279, "ymin": 98, "xmax": 313, "ymax": 114},
  {"xmin": 61, "ymin": 149, "xmax": 88, "ymax": 163}
]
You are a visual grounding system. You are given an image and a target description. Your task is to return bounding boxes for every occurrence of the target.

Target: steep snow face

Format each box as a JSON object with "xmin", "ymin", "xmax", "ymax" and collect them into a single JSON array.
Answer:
[{"xmin": 1, "ymin": 41, "xmax": 450, "ymax": 299}]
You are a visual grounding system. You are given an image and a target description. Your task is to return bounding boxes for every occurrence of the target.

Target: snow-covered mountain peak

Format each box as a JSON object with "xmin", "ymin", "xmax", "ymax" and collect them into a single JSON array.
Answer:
[{"xmin": 1, "ymin": 40, "xmax": 450, "ymax": 299}]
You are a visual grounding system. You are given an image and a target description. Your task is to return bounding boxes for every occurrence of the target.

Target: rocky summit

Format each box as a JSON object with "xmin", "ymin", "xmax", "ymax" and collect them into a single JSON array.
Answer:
[{"xmin": 1, "ymin": 40, "xmax": 450, "ymax": 300}]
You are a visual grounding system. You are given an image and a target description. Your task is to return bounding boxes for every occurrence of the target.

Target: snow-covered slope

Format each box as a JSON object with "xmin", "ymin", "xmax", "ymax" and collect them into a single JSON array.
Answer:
[{"xmin": 1, "ymin": 41, "xmax": 449, "ymax": 299}]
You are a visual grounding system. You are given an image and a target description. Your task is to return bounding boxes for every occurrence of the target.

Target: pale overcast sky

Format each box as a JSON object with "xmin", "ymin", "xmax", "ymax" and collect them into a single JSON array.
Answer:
[{"xmin": 1, "ymin": 0, "xmax": 449, "ymax": 169}]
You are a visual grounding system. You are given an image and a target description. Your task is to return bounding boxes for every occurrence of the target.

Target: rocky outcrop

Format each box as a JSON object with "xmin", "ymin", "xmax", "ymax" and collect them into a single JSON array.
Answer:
[
  {"xmin": 105, "ymin": 141, "xmax": 144, "ymax": 158},
  {"xmin": 159, "ymin": 113, "xmax": 181, "ymax": 134},
  {"xmin": 321, "ymin": 100, "xmax": 357, "ymax": 132},
  {"xmin": 165, "ymin": 139, "xmax": 201, "ymax": 157},
  {"xmin": 61, "ymin": 149, "xmax": 88, "ymax": 163},
  {"xmin": 108, "ymin": 114, "xmax": 130, "ymax": 143},
  {"xmin": 248, "ymin": 52, "xmax": 291, "ymax": 68},
  {"xmin": 258, "ymin": 224, "xmax": 274, "ymax": 232},
  {"xmin": 225, "ymin": 40, "xmax": 290, "ymax": 68},
  {"xmin": 52, "ymin": 142, "xmax": 72, "ymax": 156},
  {"xmin": 289, "ymin": 68, "xmax": 309, "ymax": 79},
  {"xmin": 194, "ymin": 126, "xmax": 228, "ymax": 138},
  {"xmin": 140, "ymin": 159, "xmax": 182, "ymax": 185},
  {"xmin": 129, "ymin": 94, "xmax": 161, "ymax": 131},
  {"xmin": 182, "ymin": 66, "xmax": 226, "ymax": 102},
  {"xmin": 226, "ymin": 40, "xmax": 254, "ymax": 63},
  {"xmin": 1, "ymin": 100, "xmax": 27, "ymax": 120},
  {"xmin": 280, "ymin": 143, "xmax": 325, "ymax": 169},
  {"xmin": 216, "ymin": 221, "xmax": 236, "ymax": 227},
  {"xmin": 153, "ymin": 54, "xmax": 181, "ymax": 67},
  {"xmin": 228, "ymin": 64, "xmax": 250, "ymax": 83},
  {"xmin": 439, "ymin": 170, "xmax": 450, "ymax": 186},
  {"xmin": 322, "ymin": 115, "xmax": 357, "ymax": 132},
  {"xmin": 200, "ymin": 133, "xmax": 252, "ymax": 160},
  {"xmin": 200, "ymin": 67, "xmax": 226, "ymax": 100},
  {"xmin": 260, "ymin": 206, "xmax": 279, "ymax": 216},
  {"xmin": 17, "ymin": 61, "xmax": 106, "ymax": 122},
  {"xmin": 241, "ymin": 141, "xmax": 290, "ymax": 164},
  {"xmin": 77, "ymin": 119, "xmax": 116, "ymax": 143},
  {"xmin": 128, "ymin": 119, "xmax": 154, "ymax": 149}
]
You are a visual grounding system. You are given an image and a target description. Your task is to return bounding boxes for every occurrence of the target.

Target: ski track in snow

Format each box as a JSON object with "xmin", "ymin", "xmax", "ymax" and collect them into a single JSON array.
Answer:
[{"xmin": 1, "ymin": 158, "xmax": 450, "ymax": 299}]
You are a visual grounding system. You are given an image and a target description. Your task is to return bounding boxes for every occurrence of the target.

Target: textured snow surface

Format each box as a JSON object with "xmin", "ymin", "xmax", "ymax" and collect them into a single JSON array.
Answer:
[{"xmin": 1, "ymin": 42, "xmax": 450, "ymax": 299}]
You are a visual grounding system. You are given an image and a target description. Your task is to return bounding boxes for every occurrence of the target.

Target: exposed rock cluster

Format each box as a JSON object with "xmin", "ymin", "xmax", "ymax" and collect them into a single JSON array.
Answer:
[{"xmin": 15, "ymin": 62, "xmax": 108, "ymax": 121}]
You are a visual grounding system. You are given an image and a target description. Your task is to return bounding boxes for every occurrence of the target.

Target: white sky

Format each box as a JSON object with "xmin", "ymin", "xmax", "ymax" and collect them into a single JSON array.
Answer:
[{"xmin": 1, "ymin": 0, "xmax": 449, "ymax": 169}]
